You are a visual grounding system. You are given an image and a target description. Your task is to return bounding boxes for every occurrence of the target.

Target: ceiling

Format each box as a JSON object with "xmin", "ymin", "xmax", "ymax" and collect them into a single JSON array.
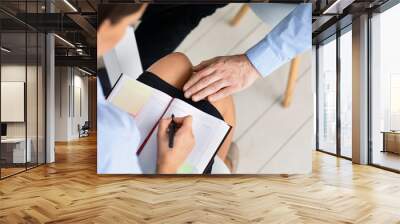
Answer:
[
  {"xmin": 311, "ymin": 0, "xmax": 393, "ymax": 44},
  {"xmin": 0, "ymin": 0, "xmax": 97, "ymax": 72},
  {"xmin": 1, "ymin": 0, "xmax": 396, "ymax": 71}
]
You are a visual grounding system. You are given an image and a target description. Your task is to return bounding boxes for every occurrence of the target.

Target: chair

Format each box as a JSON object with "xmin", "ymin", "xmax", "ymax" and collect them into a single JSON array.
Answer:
[{"xmin": 79, "ymin": 121, "xmax": 90, "ymax": 138}]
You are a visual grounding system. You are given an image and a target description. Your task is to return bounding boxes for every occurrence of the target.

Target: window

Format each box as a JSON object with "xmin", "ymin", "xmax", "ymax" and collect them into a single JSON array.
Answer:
[
  {"xmin": 1, "ymin": 30, "xmax": 28, "ymax": 178},
  {"xmin": 370, "ymin": 2, "xmax": 400, "ymax": 171},
  {"xmin": 0, "ymin": 1, "xmax": 46, "ymax": 179},
  {"xmin": 390, "ymin": 74, "xmax": 400, "ymax": 130},
  {"xmin": 316, "ymin": 26, "xmax": 353, "ymax": 159},
  {"xmin": 339, "ymin": 29, "xmax": 352, "ymax": 158},
  {"xmin": 317, "ymin": 37, "xmax": 337, "ymax": 154}
]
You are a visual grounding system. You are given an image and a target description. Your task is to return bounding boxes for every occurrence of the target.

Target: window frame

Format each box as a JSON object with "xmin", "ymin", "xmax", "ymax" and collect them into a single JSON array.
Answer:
[
  {"xmin": 367, "ymin": 0, "xmax": 400, "ymax": 173},
  {"xmin": 315, "ymin": 24, "xmax": 353, "ymax": 161}
]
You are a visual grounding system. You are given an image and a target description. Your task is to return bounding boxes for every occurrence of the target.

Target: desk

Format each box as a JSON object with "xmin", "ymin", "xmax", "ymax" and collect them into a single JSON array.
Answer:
[
  {"xmin": 382, "ymin": 131, "xmax": 400, "ymax": 154},
  {"xmin": 1, "ymin": 138, "xmax": 31, "ymax": 163}
]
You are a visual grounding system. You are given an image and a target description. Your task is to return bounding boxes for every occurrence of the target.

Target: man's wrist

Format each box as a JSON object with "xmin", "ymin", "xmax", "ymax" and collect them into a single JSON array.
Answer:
[{"xmin": 242, "ymin": 54, "xmax": 262, "ymax": 79}]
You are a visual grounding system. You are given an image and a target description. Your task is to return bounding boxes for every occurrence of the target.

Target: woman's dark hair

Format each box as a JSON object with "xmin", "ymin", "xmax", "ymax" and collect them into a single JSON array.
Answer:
[{"xmin": 98, "ymin": 4, "xmax": 142, "ymax": 26}]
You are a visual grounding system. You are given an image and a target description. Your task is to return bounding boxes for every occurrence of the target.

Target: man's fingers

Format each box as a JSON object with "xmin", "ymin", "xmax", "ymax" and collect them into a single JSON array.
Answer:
[
  {"xmin": 193, "ymin": 58, "xmax": 214, "ymax": 71},
  {"xmin": 183, "ymin": 66, "xmax": 216, "ymax": 92},
  {"xmin": 192, "ymin": 79, "xmax": 229, "ymax": 102},
  {"xmin": 193, "ymin": 62, "xmax": 208, "ymax": 72},
  {"xmin": 207, "ymin": 86, "xmax": 236, "ymax": 102},
  {"xmin": 184, "ymin": 71, "xmax": 221, "ymax": 98}
]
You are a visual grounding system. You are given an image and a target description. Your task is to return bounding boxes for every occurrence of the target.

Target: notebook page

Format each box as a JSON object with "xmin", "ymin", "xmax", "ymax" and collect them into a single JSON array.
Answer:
[
  {"xmin": 135, "ymin": 88, "xmax": 171, "ymax": 148},
  {"xmin": 168, "ymin": 99, "xmax": 230, "ymax": 173},
  {"xmin": 107, "ymin": 75, "xmax": 172, "ymax": 149},
  {"xmin": 107, "ymin": 75, "xmax": 154, "ymax": 116},
  {"xmin": 138, "ymin": 98, "xmax": 230, "ymax": 174}
]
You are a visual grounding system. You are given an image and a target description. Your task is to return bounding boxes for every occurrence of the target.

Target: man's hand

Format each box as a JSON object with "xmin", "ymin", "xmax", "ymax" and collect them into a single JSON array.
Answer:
[
  {"xmin": 157, "ymin": 115, "xmax": 195, "ymax": 174},
  {"xmin": 183, "ymin": 54, "xmax": 261, "ymax": 102}
]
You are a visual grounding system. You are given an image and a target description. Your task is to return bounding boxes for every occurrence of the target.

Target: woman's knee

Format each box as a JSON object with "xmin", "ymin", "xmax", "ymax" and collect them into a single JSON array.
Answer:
[
  {"xmin": 212, "ymin": 95, "xmax": 236, "ymax": 127},
  {"xmin": 147, "ymin": 52, "xmax": 192, "ymax": 89}
]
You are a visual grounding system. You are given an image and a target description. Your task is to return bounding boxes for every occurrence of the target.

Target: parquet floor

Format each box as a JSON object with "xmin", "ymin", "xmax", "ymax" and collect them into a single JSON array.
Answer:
[
  {"xmin": 1, "ymin": 167, "xmax": 26, "ymax": 178},
  {"xmin": 1, "ymin": 135, "xmax": 400, "ymax": 224}
]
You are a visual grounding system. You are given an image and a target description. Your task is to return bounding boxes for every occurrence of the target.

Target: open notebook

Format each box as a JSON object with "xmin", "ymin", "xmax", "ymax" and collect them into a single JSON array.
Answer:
[{"xmin": 107, "ymin": 75, "xmax": 231, "ymax": 174}]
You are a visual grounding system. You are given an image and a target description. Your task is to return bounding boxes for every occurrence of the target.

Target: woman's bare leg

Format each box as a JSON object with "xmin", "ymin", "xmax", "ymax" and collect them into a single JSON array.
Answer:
[
  {"xmin": 211, "ymin": 96, "xmax": 235, "ymax": 161},
  {"xmin": 147, "ymin": 52, "xmax": 192, "ymax": 89},
  {"xmin": 147, "ymin": 52, "xmax": 236, "ymax": 162}
]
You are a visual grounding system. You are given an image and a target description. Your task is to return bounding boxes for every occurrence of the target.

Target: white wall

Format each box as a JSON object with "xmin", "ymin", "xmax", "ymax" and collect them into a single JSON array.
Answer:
[
  {"xmin": 1, "ymin": 66, "xmax": 26, "ymax": 133},
  {"xmin": 54, "ymin": 67, "xmax": 89, "ymax": 141},
  {"xmin": 1, "ymin": 65, "xmax": 40, "ymax": 138},
  {"xmin": 1, "ymin": 64, "xmax": 46, "ymax": 164},
  {"xmin": 71, "ymin": 73, "xmax": 89, "ymax": 138},
  {"xmin": 55, "ymin": 67, "xmax": 69, "ymax": 141}
]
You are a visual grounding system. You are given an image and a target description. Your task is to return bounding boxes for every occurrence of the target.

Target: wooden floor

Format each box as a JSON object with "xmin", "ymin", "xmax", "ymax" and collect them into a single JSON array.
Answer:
[
  {"xmin": 1, "ymin": 167, "xmax": 26, "ymax": 178},
  {"xmin": 373, "ymin": 150, "xmax": 400, "ymax": 171},
  {"xmin": 1, "ymin": 135, "xmax": 400, "ymax": 224}
]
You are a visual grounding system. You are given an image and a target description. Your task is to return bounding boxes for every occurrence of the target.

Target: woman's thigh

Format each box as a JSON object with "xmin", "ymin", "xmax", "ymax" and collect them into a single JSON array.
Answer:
[
  {"xmin": 147, "ymin": 52, "xmax": 192, "ymax": 89},
  {"xmin": 145, "ymin": 52, "xmax": 235, "ymax": 125}
]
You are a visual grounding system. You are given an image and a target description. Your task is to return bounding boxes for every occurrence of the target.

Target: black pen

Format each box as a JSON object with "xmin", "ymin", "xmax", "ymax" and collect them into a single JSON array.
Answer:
[{"xmin": 167, "ymin": 114, "xmax": 177, "ymax": 148}]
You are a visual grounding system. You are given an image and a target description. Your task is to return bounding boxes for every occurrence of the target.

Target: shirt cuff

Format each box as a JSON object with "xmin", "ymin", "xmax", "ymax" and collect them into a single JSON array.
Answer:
[{"xmin": 246, "ymin": 39, "xmax": 284, "ymax": 78}]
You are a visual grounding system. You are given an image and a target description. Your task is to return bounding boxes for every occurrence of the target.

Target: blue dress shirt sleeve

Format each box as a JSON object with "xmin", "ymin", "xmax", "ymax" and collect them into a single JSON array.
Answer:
[
  {"xmin": 246, "ymin": 4, "xmax": 312, "ymax": 78},
  {"xmin": 97, "ymin": 80, "xmax": 142, "ymax": 174}
]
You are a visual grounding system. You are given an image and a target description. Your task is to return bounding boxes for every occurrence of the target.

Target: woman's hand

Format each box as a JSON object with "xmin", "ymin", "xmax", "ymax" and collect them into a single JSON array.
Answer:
[{"xmin": 157, "ymin": 115, "xmax": 195, "ymax": 174}]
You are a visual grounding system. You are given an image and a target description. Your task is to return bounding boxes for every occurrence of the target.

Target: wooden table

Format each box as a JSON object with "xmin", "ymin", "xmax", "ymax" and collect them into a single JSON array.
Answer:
[{"xmin": 382, "ymin": 131, "xmax": 400, "ymax": 154}]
